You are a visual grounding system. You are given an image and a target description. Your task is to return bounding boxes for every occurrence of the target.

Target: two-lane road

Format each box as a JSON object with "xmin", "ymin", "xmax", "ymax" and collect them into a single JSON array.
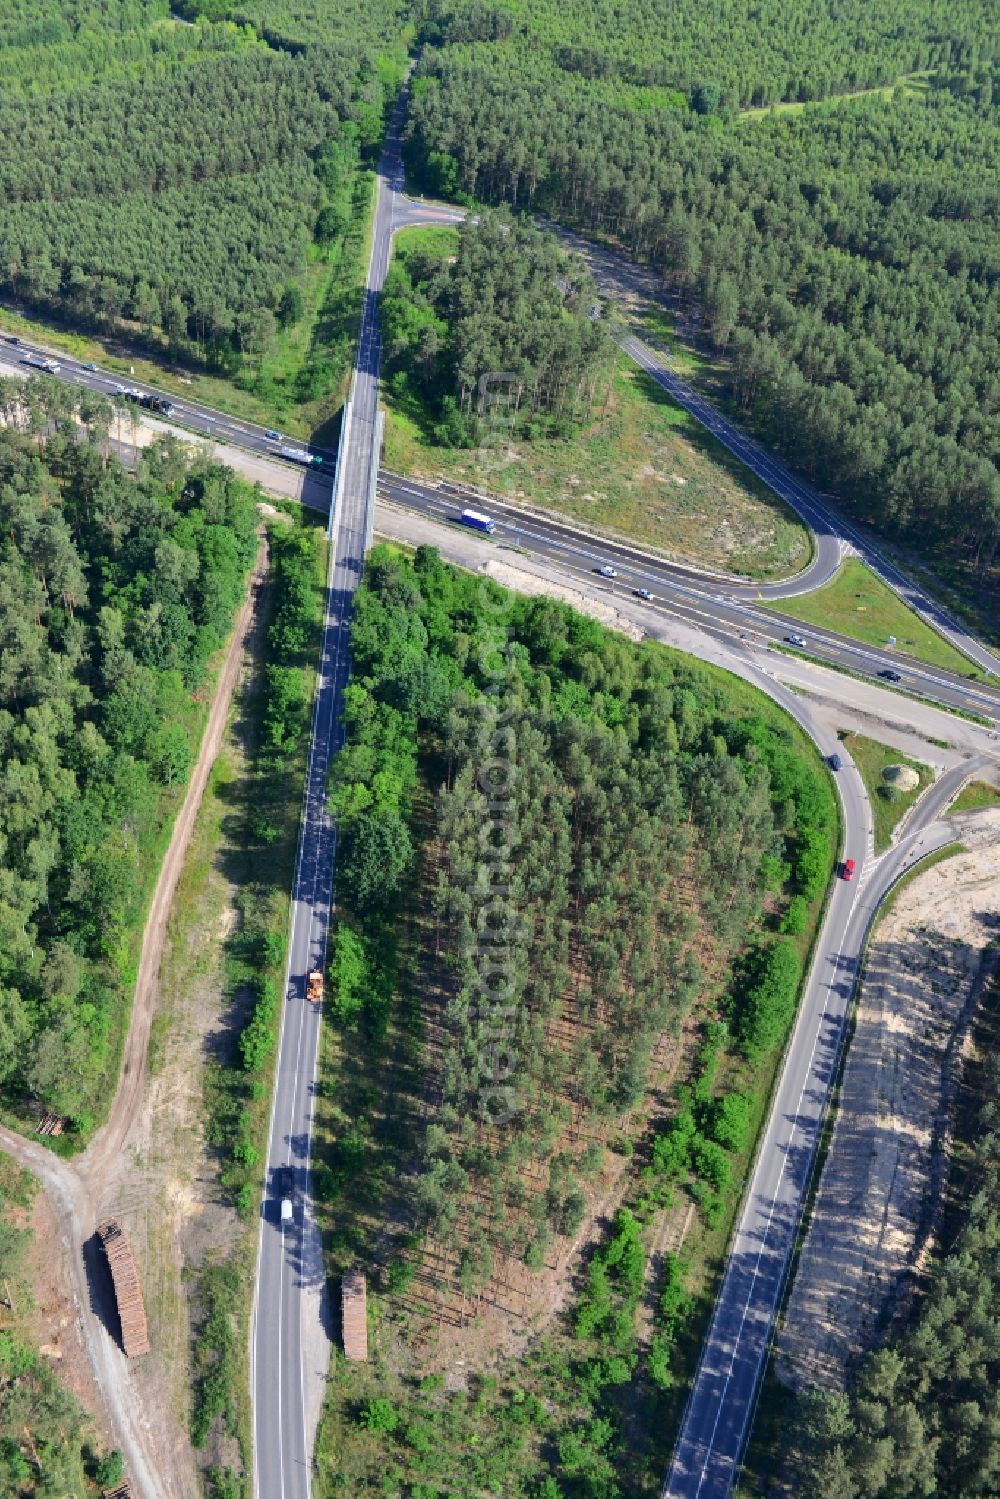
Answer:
[
  {"xmin": 249, "ymin": 82, "xmax": 459, "ymax": 1499},
  {"xmin": 661, "ymin": 756, "xmax": 974, "ymax": 1499}
]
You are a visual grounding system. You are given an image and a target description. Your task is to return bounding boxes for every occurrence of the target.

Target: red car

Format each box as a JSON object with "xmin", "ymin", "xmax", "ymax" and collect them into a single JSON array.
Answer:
[{"xmin": 840, "ymin": 858, "xmax": 856, "ymax": 881}]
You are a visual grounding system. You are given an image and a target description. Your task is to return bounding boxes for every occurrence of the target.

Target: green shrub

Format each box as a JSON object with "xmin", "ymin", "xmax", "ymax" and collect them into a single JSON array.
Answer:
[
  {"xmin": 360, "ymin": 1397, "xmax": 400, "ymax": 1434},
  {"xmin": 706, "ymin": 1091, "xmax": 754, "ymax": 1154},
  {"xmin": 780, "ymin": 894, "xmax": 808, "ymax": 935}
]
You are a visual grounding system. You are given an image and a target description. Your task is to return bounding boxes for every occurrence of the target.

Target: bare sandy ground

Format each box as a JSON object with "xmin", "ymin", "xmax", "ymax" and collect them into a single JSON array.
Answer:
[{"xmin": 778, "ymin": 808, "xmax": 1000, "ymax": 1390}]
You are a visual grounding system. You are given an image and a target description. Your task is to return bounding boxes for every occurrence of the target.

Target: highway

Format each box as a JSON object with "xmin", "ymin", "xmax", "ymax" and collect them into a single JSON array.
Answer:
[
  {"xmin": 6, "ymin": 327, "xmax": 998, "ymax": 721},
  {"xmin": 2, "ymin": 97, "xmax": 998, "ymax": 1499},
  {"xmin": 377, "ymin": 476, "xmax": 1000, "ymax": 725},
  {"xmin": 619, "ymin": 333, "xmax": 1000, "ymax": 676},
  {"xmin": 0, "ymin": 341, "xmax": 340, "ymax": 474},
  {"xmin": 249, "ymin": 86, "xmax": 461, "ymax": 1499},
  {"xmin": 8, "ymin": 339, "xmax": 997, "ymax": 723},
  {"xmin": 661, "ymin": 756, "xmax": 978, "ymax": 1499}
]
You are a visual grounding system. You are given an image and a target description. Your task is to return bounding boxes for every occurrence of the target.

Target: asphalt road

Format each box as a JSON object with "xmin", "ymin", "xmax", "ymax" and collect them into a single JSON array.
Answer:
[
  {"xmin": 3, "ymin": 100, "xmax": 997, "ymax": 1499},
  {"xmin": 619, "ymin": 332, "xmax": 1000, "ymax": 677},
  {"xmin": 662, "ymin": 757, "xmax": 975, "ymax": 1499},
  {"xmin": 5, "ymin": 246, "xmax": 997, "ymax": 695},
  {"xmin": 249, "ymin": 87, "xmax": 462, "ymax": 1499},
  {"xmin": 377, "ymin": 476, "xmax": 1000, "ymax": 725}
]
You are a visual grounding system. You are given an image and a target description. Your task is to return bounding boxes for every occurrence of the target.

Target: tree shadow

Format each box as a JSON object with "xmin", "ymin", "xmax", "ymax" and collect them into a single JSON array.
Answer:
[
  {"xmin": 779, "ymin": 916, "xmax": 1000, "ymax": 1391},
  {"xmin": 82, "ymin": 1230, "xmax": 125, "ymax": 1354}
]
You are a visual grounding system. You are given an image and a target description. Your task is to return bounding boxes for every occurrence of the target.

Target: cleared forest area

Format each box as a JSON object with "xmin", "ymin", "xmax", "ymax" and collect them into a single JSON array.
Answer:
[{"xmin": 311, "ymin": 545, "xmax": 837, "ymax": 1495}]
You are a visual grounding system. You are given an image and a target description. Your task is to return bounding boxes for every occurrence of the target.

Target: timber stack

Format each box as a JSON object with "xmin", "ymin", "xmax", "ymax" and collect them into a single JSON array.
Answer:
[
  {"xmin": 342, "ymin": 1269, "xmax": 368, "ymax": 1361},
  {"xmin": 97, "ymin": 1219, "xmax": 150, "ymax": 1357}
]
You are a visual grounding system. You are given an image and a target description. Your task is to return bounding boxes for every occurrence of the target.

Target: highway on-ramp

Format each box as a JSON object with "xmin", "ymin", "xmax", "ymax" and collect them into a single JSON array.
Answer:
[{"xmin": 619, "ymin": 331, "xmax": 1000, "ymax": 675}]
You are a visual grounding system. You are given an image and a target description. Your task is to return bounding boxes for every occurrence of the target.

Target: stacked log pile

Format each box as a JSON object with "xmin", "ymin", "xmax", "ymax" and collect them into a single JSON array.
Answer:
[
  {"xmin": 97, "ymin": 1219, "xmax": 150, "ymax": 1358},
  {"xmin": 342, "ymin": 1269, "xmax": 368, "ymax": 1361}
]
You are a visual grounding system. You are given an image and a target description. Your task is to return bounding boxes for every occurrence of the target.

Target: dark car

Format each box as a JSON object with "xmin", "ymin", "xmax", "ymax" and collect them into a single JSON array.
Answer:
[
  {"xmin": 878, "ymin": 668, "xmax": 902, "ymax": 682},
  {"xmin": 828, "ymin": 753, "xmax": 843, "ymax": 772}
]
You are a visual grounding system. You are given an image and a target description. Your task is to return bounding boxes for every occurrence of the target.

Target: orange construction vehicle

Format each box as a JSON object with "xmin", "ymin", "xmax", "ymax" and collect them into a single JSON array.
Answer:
[{"xmin": 307, "ymin": 968, "xmax": 324, "ymax": 1003}]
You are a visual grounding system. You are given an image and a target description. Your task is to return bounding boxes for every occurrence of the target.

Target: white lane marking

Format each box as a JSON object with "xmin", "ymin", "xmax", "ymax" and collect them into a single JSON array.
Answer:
[
  {"xmin": 385, "ymin": 485, "xmax": 999, "ymax": 717},
  {"xmin": 680, "ymin": 905, "xmax": 854, "ymax": 1498},
  {"xmin": 622, "ymin": 333, "xmax": 1000, "ymax": 675},
  {"xmin": 251, "ymin": 478, "xmax": 341, "ymax": 1499}
]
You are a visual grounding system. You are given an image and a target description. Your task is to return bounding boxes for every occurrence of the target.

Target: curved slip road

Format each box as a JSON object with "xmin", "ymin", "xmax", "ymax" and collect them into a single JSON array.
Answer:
[
  {"xmin": 661, "ymin": 757, "xmax": 979, "ymax": 1499},
  {"xmin": 618, "ymin": 332, "xmax": 1000, "ymax": 676}
]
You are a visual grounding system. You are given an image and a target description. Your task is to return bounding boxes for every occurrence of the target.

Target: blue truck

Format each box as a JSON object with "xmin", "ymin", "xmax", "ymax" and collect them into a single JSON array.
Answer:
[{"xmin": 459, "ymin": 508, "xmax": 496, "ymax": 534}]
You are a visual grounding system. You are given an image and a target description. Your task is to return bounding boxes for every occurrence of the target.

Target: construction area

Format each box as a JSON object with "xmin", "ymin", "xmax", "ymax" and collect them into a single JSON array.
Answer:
[
  {"xmin": 97, "ymin": 1220, "xmax": 151, "ymax": 1359},
  {"xmin": 778, "ymin": 811, "xmax": 1000, "ymax": 1390}
]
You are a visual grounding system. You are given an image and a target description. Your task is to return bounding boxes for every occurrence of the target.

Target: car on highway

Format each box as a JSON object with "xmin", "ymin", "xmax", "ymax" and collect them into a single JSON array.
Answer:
[
  {"xmin": 785, "ymin": 633, "xmax": 807, "ymax": 648},
  {"xmin": 264, "ymin": 429, "xmax": 282, "ymax": 441},
  {"xmin": 598, "ymin": 565, "xmax": 618, "ymax": 579},
  {"xmin": 879, "ymin": 668, "xmax": 902, "ymax": 682},
  {"xmin": 275, "ymin": 1166, "xmax": 294, "ymax": 1224},
  {"xmin": 828, "ymin": 752, "xmax": 843, "ymax": 771},
  {"xmin": 635, "ymin": 587, "xmax": 653, "ymax": 601},
  {"xmin": 840, "ymin": 857, "xmax": 856, "ymax": 881},
  {"xmin": 42, "ymin": 359, "xmax": 60, "ymax": 373},
  {"xmin": 6, "ymin": 335, "xmax": 19, "ymax": 345},
  {"xmin": 83, "ymin": 361, "xmax": 98, "ymax": 371}
]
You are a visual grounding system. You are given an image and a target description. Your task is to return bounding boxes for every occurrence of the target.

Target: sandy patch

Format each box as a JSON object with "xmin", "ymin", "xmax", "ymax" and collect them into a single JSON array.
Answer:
[
  {"xmin": 779, "ymin": 810, "xmax": 1000, "ymax": 1390},
  {"xmin": 485, "ymin": 559, "xmax": 645, "ymax": 641}
]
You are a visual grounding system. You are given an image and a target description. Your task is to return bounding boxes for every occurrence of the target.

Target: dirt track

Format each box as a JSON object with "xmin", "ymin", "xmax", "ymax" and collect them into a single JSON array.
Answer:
[{"xmin": 0, "ymin": 544, "xmax": 267, "ymax": 1499}]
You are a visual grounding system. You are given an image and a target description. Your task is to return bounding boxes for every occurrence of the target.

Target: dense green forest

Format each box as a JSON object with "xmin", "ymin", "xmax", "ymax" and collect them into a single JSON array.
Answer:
[
  {"xmin": 382, "ymin": 210, "xmax": 612, "ymax": 442},
  {"xmin": 419, "ymin": 0, "xmax": 995, "ymax": 111},
  {"xmin": 406, "ymin": 0, "xmax": 1000, "ymax": 573},
  {"xmin": 0, "ymin": 0, "xmax": 406, "ymax": 377},
  {"xmin": 0, "ymin": 377, "xmax": 259, "ymax": 1134},
  {"xmin": 314, "ymin": 545, "xmax": 836, "ymax": 1493},
  {"xmin": 795, "ymin": 1011, "xmax": 1000, "ymax": 1497}
]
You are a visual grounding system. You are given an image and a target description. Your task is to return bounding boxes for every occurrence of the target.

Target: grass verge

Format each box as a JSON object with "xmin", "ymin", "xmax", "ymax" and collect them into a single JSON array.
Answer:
[
  {"xmin": 187, "ymin": 509, "xmax": 327, "ymax": 1494},
  {"xmin": 382, "ymin": 235, "xmax": 809, "ymax": 580},
  {"xmin": 947, "ymin": 779, "xmax": 1000, "ymax": 816},
  {"xmin": 767, "ymin": 560, "xmax": 984, "ymax": 680},
  {"xmin": 135, "ymin": 505, "xmax": 328, "ymax": 1496},
  {"xmin": 837, "ymin": 732, "xmax": 932, "ymax": 852}
]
